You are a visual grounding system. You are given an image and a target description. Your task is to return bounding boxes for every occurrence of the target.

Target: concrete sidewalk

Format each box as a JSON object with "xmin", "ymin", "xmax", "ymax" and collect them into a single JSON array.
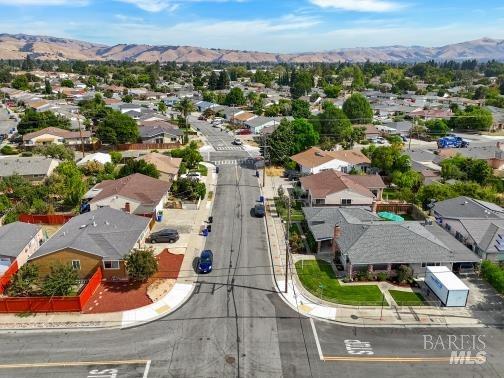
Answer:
[
  {"xmin": 0, "ymin": 163, "xmax": 218, "ymax": 331},
  {"xmin": 260, "ymin": 172, "xmax": 485, "ymax": 328}
]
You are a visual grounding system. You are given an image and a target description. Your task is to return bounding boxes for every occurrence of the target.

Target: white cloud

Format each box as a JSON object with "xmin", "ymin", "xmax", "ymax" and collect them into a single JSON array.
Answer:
[
  {"xmin": 0, "ymin": 0, "xmax": 88, "ymax": 4},
  {"xmin": 115, "ymin": 0, "xmax": 179, "ymax": 12},
  {"xmin": 310, "ymin": 0, "xmax": 403, "ymax": 12}
]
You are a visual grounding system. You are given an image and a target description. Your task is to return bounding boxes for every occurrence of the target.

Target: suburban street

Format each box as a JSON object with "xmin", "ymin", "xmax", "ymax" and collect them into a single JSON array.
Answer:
[{"xmin": 0, "ymin": 124, "xmax": 503, "ymax": 378}]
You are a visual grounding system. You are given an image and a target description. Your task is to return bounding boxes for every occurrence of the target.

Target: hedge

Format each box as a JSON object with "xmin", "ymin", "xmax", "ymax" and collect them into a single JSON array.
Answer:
[{"xmin": 480, "ymin": 260, "xmax": 504, "ymax": 294}]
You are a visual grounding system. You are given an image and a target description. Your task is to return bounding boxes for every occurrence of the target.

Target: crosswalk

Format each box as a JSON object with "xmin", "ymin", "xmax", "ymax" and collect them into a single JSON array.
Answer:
[
  {"xmin": 214, "ymin": 146, "xmax": 244, "ymax": 151},
  {"xmin": 212, "ymin": 159, "xmax": 243, "ymax": 165}
]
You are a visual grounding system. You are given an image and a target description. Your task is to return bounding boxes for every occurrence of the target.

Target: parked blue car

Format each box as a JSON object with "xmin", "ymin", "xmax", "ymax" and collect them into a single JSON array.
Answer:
[{"xmin": 198, "ymin": 250, "xmax": 213, "ymax": 273}]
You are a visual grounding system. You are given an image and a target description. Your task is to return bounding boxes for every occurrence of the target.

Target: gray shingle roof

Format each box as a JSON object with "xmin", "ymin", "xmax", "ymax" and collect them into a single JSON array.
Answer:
[
  {"xmin": 303, "ymin": 207, "xmax": 479, "ymax": 265},
  {"xmin": 0, "ymin": 156, "xmax": 59, "ymax": 177},
  {"xmin": 0, "ymin": 222, "xmax": 41, "ymax": 258},
  {"xmin": 29, "ymin": 207, "xmax": 150, "ymax": 260},
  {"xmin": 432, "ymin": 196, "xmax": 504, "ymax": 220}
]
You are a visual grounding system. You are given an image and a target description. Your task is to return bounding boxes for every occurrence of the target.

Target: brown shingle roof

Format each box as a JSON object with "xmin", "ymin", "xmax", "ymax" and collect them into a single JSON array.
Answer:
[
  {"xmin": 300, "ymin": 170, "xmax": 376, "ymax": 199},
  {"xmin": 22, "ymin": 127, "xmax": 92, "ymax": 142},
  {"xmin": 90, "ymin": 173, "xmax": 170, "ymax": 206},
  {"xmin": 233, "ymin": 112, "xmax": 256, "ymax": 122},
  {"xmin": 291, "ymin": 147, "xmax": 370, "ymax": 168},
  {"xmin": 136, "ymin": 153, "xmax": 182, "ymax": 176}
]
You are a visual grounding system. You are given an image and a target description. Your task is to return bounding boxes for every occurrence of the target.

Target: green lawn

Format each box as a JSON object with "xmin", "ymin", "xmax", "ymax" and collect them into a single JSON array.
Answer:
[
  {"xmin": 274, "ymin": 197, "xmax": 305, "ymax": 222},
  {"xmin": 383, "ymin": 188, "xmax": 400, "ymax": 201},
  {"xmin": 295, "ymin": 260, "xmax": 386, "ymax": 306},
  {"xmin": 389, "ymin": 290, "xmax": 426, "ymax": 306}
]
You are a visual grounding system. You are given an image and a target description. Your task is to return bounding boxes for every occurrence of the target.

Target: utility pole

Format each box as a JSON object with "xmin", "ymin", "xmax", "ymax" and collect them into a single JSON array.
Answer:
[
  {"xmin": 285, "ymin": 192, "xmax": 291, "ymax": 293},
  {"xmin": 77, "ymin": 111, "xmax": 85, "ymax": 159},
  {"xmin": 262, "ymin": 134, "xmax": 268, "ymax": 188},
  {"xmin": 408, "ymin": 115, "xmax": 415, "ymax": 151}
]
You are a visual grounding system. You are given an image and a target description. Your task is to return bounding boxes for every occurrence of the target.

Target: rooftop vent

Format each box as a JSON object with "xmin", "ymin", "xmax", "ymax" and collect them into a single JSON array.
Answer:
[{"xmin": 315, "ymin": 151, "xmax": 324, "ymax": 157}]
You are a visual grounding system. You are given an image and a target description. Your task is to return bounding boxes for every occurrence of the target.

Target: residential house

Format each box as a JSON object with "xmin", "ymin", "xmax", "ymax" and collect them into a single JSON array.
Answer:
[
  {"xmin": 0, "ymin": 156, "xmax": 60, "ymax": 183},
  {"xmin": 195, "ymin": 101, "xmax": 218, "ymax": 112},
  {"xmin": 85, "ymin": 173, "xmax": 171, "ymax": 216},
  {"xmin": 410, "ymin": 108, "xmax": 453, "ymax": 120},
  {"xmin": 22, "ymin": 127, "xmax": 92, "ymax": 147},
  {"xmin": 431, "ymin": 196, "xmax": 504, "ymax": 261},
  {"xmin": 0, "ymin": 222, "xmax": 44, "ymax": 276},
  {"xmin": 119, "ymin": 103, "xmax": 142, "ymax": 114},
  {"xmin": 77, "ymin": 152, "xmax": 112, "ymax": 167},
  {"xmin": 232, "ymin": 111, "xmax": 256, "ymax": 126},
  {"xmin": 28, "ymin": 100, "xmax": 52, "ymax": 112},
  {"xmin": 28, "ymin": 207, "xmax": 150, "ymax": 280},
  {"xmin": 303, "ymin": 207, "xmax": 479, "ymax": 275},
  {"xmin": 487, "ymin": 106, "xmax": 504, "ymax": 132},
  {"xmin": 436, "ymin": 142, "xmax": 504, "ymax": 171},
  {"xmin": 291, "ymin": 147, "xmax": 371, "ymax": 175},
  {"xmin": 136, "ymin": 152, "xmax": 182, "ymax": 182},
  {"xmin": 411, "ymin": 161, "xmax": 442, "ymax": 184},
  {"xmin": 360, "ymin": 124, "xmax": 381, "ymax": 140},
  {"xmin": 244, "ymin": 116, "xmax": 282, "ymax": 134},
  {"xmin": 300, "ymin": 170, "xmax": 385, "ymax": 207},
  {"xmin": 139, "ymin": 123, "xmax": 183, "ymax": 144}
]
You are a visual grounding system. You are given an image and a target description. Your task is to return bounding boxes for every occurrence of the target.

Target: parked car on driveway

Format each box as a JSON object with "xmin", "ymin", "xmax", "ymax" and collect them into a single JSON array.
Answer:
[
  {"xmin": 233, "ymin": 138, "xmax": 243, "ymax": 145},
  {"xmin": 254, "ymin": 204, "xmax": 265, "ymax": 217},
  {"xmin": 198, "ymin": 250, "xmax": 213, "ymax": 273},
  {"xmin": 147, "ymin": 229, "xmax": 179, "ymax": 243},
  {"xmin": 182, "ymin": 172, "xmax": 202, "ymax": 181}
]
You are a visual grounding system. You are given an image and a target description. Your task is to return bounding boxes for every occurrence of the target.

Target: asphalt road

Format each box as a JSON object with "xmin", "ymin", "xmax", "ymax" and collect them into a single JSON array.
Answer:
[{"xmin": 0, "ymin": 124, "xmax": 503, "ymax": 377}]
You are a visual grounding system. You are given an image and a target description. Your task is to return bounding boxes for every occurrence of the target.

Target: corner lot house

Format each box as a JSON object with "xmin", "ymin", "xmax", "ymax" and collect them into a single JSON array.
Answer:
[
  {"xmin": 85, "ymin": 173, "xmax": 171, "ymax": 216},
  {"xmin": 300, "ymin": 169, "xmax": 385, "ymax": 206},
  {"xmin": 432, "ymin": 196, "xmax": 504, "ymax": 261},
  {"xmin": 29, "ymin": 208, "xmax": 150, "ymax": 280},
  {"xmin": 136, "ymin": 153, "xmax": 182, "ymax": 182},
  {"xmin": 303, "ymin": 207, "xmax": 479, "ymax": 275},
  {"xmin": 291, "ymin": 147, "xmax": 371, "ymax": 175},
  {"xmin": 0, "ymin": 156, "xmax": 60, "ymax": 183},
  {"xmin": 22, "ymin": 127, "xmax": 92, "ymax": 147},
  {"xmin": 0, "ymin": 222, "xmax": 43, "ymax": 276}
]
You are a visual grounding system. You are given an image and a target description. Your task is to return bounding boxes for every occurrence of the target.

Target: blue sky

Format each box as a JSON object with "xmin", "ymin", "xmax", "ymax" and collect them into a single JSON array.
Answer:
[{"xmin": 0, "ymin": 0, "xmax": 503, "ymax": 53}]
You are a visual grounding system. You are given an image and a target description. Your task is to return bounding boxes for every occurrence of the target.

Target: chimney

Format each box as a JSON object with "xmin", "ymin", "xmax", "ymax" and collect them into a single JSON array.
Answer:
[
  {"xmin": 371, "ymin": 200, "xmax": 378, "ymax": 213},
  {"xmin": 124, "ymin": 202, "xmax": 131, "ymax": 213},
  {"xmin": 332, "ymin": 224, "xmax": 341, "ymax": 254}
]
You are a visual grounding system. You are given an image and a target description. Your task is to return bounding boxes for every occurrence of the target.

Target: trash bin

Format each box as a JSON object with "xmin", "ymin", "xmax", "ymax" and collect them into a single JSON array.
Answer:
[
  {"xmin": 207, "ymin": 225, "xmax": 212, "ymax": 233},
  {"xmin": 202, "ymin": 228, "xmax": 209, "ymax": 237},
  {"xmin": 156, "ymin": 210, "xmax": 163, "ymax": 222},
  {"xmin": 216, "ymin": 167, "xmax": 220, "ymax": 174},
  {"xmin": 208, "ymin": 216, "xmax": 213, "ymax": 224},
  {"xmin": 259, "ymin": 196, "xmax": 264, "ymax": 203}
]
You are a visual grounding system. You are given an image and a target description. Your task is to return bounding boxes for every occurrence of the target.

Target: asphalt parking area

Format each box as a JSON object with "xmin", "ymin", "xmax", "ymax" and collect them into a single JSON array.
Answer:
[{"xmin": 0, "ymin": 359, "xmax": 151, "ymax": 378}]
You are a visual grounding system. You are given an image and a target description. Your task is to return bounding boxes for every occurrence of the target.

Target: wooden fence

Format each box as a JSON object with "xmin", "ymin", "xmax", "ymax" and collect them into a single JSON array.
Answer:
[
  {"xmin": 19, "ymin": 213, "xmax": 75, "ymax": 225},
  {"xmin": 115, "ymin": 142, "xmax": 181, "ymax": 151},
  {"xmin": 0, "ymin": 261, "xmax": 18, "ymax": 294},
  {"xmin": 0, "ymin": 268, "xmax": 103, "ymax": 313}
]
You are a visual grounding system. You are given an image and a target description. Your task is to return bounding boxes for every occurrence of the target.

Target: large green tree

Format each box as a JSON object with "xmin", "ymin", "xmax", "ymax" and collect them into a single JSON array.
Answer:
[
  {"xmin": 342, "ymin": 93, "xmax": 373, "ymax": 124},
  {"xmin": 117, "ymin": 159, "xmax": 160, "ymax": 179},
  {"xmin": 449, "ymin": 106, "xmax": 493, "ymax": 131},
  {"xmin": 96, "ymin": 110, "xmax": 139, "ymax": 144},
  {"xmin": 50, "ymin": 161, "xmax": 87, "ymax": 207},
  {"xmin": 18, "ymin": 109, "xmax": 71, "ymax": 135},
  {"xmin": 125, "ymin": 248, "xmax": 158, "ymax": 282},
  {"xmin": 41, "ymin": 263, "xmax": 79, "ymax": 296},
  {"xmin": 224, "ymin": 87, "xmax": 246, "ymax": 106},
  {"xmin": 290, "ymin": 70, "xmax": 313, "ymax": 99},
  {"xmin": 291, "ymin": 99, "xmax": 311, "ymax": 119}
]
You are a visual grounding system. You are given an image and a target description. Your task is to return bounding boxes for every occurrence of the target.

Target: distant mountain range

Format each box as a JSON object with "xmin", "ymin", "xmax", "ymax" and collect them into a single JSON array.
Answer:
[{"xmin": 1, "ymin": 33, "xmax": 504, "ymax": 63}]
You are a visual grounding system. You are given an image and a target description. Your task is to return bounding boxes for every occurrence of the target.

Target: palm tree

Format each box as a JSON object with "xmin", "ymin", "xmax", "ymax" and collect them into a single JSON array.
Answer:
[
  {"xmin": 175, "ymin": 98, "xmax": 196, "ymax": 145},
  {"xmin": 175, "ymin": 98, "xmax": 196, "ymax": 129}
]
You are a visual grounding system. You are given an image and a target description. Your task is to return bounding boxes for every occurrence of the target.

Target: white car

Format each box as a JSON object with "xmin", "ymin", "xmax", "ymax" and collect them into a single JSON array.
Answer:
[
  {"xmin": 233, "ymin": 139, "xmax": 243, "ymax": 145},
  {"xmin": 183, "ymin": 172, "xmax": 202, "ymax": 181}
]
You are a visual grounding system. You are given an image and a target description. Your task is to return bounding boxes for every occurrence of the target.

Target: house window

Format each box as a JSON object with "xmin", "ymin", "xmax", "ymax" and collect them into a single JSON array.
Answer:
[
  {"xmin": 104, "ymin": 260, "xmax": 120, "ymax": 270},
  {"xmin": 314, "ymin": 199, "xmax": 325, "ymax": 205},
  {"xmin": 342, "ymin": 199, "xmax": 352, "ymax": 206},
  {"xmin": 71, "ymin": 260, "xmax": 81, "ymax": 270}
]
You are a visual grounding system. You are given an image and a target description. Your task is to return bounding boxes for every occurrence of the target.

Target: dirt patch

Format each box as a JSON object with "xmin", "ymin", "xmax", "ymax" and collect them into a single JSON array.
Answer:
[
  {"xmin": 266, "ymin": 166, "xmax": 284, "ymax": 177},
  {"xmin": 147, "ymin": 279, "xmax": 176, "ymax": 302},
  {"xmin": 41, "ymin": 224, "xmax": 62, "ymax": 238}
]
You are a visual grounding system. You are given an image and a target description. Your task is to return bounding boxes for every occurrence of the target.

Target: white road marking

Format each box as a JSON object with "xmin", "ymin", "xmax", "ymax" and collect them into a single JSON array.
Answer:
[
  {"xmin": 142, "ymin": 360, "xmax": 151, "ymax": 378},
  {"xmin": 310, "ymin": 318, "xmax": 324, "ymax": 361}
]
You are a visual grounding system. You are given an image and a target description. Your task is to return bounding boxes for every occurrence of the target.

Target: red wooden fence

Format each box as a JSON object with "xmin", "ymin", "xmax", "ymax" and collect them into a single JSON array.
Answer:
[
  {"xmin": 0, "ymin": 268, "xmax": 103, "ymax": 313},
  {"xmin": 0, "ymin": 261, "xmax": 18, "ymax": 295},
  {"xmin": 18, "ymin": 213, "xmax": 75, "ymax": 225}
]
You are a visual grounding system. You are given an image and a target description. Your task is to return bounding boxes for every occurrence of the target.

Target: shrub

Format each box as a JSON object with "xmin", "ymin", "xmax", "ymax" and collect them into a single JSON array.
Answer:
[
  {"xmin": 377, "ymin": 272, "xmax": 388, "ymax": 282},
  {"xmin": 109, "ymin": 151, "xmax": 122, "ymax": 164},
  {"xmin": 480, "ymin": 260, "xmax": 504, "ymax": 294},
  {"xmin": 125, "ymin": 248, "xmax": 158, "ymax": 281},
  {"xmin": 20, "ymin": 151, "xmax": 33, "ymax": 157},
  {"xmin": 0, "ymin": 145, "xmax": 18, "ymax": 155},
  {"xmin": 397, "ymin": 265, "xmax": 413, "ymax": 284},
  {"xmin": 41, "ymin": 263, "xmax": 79, "ymax": 296},
  {"xmin": 7, "ymin": 264, "xmax": 40, "ymax": 297}
]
